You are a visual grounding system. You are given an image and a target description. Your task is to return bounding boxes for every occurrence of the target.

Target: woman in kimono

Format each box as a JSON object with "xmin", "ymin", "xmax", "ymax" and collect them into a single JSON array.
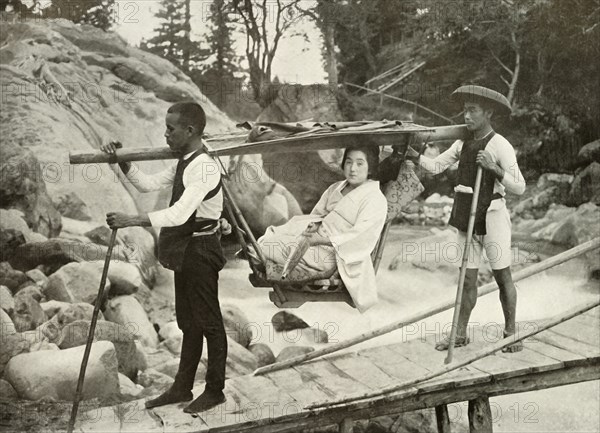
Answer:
[{"xmin": 256, "ymin": 145, "xmax": 388, "ymax": 312}]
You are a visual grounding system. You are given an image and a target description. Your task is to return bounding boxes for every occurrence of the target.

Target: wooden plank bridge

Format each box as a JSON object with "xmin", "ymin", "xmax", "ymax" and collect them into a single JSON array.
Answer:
[{"xmin": 77, "ymin": 306, "xmax": 600, "ymax": 433}]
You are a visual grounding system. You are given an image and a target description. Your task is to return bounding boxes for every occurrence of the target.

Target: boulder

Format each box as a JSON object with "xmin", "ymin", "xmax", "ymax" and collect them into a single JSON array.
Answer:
[
  {"xmin": 0, "ymin": 262, "xmax": 30, "ymax": 293},
  {"xmin": 568, "ymin": 162, "xmax": 600, "ymax": 206},
  {"xmin": 84, "ymin": 226, "xmax": 113, "ymax": 246},
  {"xmin": 221, "ymin": 303, "xmax": 253, "ymax": 348},
  {"xmin": 51, "ymin": 302, "xmax": 103, "ymax": 333},
  {"xmin": 53, "ymin": 191, "xmax": 93, "ymax": 221},
  {"xmin": 39, "ymin": 300, "xmax": 71, "ymax": 320},
  {"xmin": 271, "ymin": 311, "xmax": 310, "ymax": 332},
  {"xmin": 576, "ymin": 139, "xmax": 600, "ymax": 166},
  {"xmin": 85, "ymin": 260, "xmax": 142, "ymax": 296},
  {"xmin": 145, "ymin": 348, "xmax": 177, "ymax": 370},
  {"xmin": 103, "ymin": 295, "xmax": 159, "ymax": 349},
  {"xmin": 4, "ymin": 340, "xmax": 119, "ymax": 401},
  {"xmin": 29, "ymin": 341, "xmax": 60, "ymax": 352},
  {"xmin": 10, "ymin": 292, "xmax": 46, "ymax": 332},
  {"xmin": 44, "ymin": 262, "xmax": 110, "ymax": 305},
  {"xmin": 0, "ymin": 285, "xmax": 14, "ymax": 313},
  {"xmin": 0, "ymin": 378, "xmax": 18, "ymax": 400},
  {"xmin": 276, "ymin": 346, "xmax": 314, "ymax": 363},
  {"xmin": 14, "ymin": 284, "xmax": 44, "ymax": 302},
  {"xmin": 8, "ymin": 239, "xmax": 126, "ymax": 273},
  {"xmin": 118, "ymin": 373, "xmax": 143, "ymax": 399},
  {"xmin": 306, "ymin": 327, "xmax": 329, "ymax": 344},
  {"xmin": 0, "ymin": 209, "xmax": 49, "ymax": 244},
  {"xmin": 25, "ymin": 269, "xmax": 48, "ymax": 287},
  {"xmin": 56, "ymin": 319, "xmax": 138, "ymax": 349},
  {"xmin": 159, "ymin": 334, "xmax": 183, "ymax": 355},
  {"xmin": 1, "ymin": 308, "xmax": 16, "ymax": 336},
  {"xmin": 158, "ymin": 321, "xmax": 183, "ymax": 341},
  {"xmin": 137, "ymin": 368, "xmax": 173, "ymax": 389},
  {"xmin": 0, "ymin": 334, "xmax": 29, "ymax": 376},
  {"xmin": 248, "ymin": 343, "xmax": 276, "ymax": 367},
  {"xmin": 0, "ymin": 228, "xmax": 26, "ymax": 262},
  {"xmin": 0, "ymin": 145, "xmax": 62, "ymax": 238},
  {"xmin": 223, "ymin": 337, "xmax": 258, "ymax": 377},
  {"xmin": 154, "ymin": 358, "xmax": 181, "ymax": 379}
]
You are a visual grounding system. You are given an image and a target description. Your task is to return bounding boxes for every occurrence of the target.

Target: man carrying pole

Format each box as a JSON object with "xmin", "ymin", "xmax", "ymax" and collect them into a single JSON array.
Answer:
[
  {"xmin": 407, "ymin": 85, "xmax": 526, "ymax": 353},
  {"xmin": 103, "ymin": 102, "xmax": 228, "ymax": 413}
]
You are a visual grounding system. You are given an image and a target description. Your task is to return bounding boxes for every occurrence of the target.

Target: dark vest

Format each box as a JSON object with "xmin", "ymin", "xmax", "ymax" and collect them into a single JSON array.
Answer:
[
  {"xmin": 448, "ymin": 132, "xmax": 497, "ymax": 236},
  {"xmin": 157, "ymin": 150, "xmax": 222, "ymax": 271}
]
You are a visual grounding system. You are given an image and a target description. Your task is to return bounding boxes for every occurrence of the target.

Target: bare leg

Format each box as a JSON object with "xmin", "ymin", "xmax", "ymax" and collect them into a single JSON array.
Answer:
[
  {"xmin": 493, "ymin": 267, "xmax": 523, "ymax": 353},
  {"xmin": 436, "ymin": 268, "xmax": 479, "ymax": 350}
]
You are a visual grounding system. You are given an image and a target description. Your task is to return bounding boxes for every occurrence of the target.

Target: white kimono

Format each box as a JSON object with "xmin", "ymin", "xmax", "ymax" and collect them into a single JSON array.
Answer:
[{"xmin": 258, "ymin": 180, "xmax": 387, "ymax": 312}]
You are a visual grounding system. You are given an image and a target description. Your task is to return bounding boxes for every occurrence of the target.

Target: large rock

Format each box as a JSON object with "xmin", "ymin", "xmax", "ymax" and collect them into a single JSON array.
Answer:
[
  {"xmin": 1, "ymin": 308, "xmax": 16, "ymax": 336},
  {"xmin": 0, "ymin": 285, "xmax": 14, "ymax": 313},
  {"xmin": 221, "ymin": 303, "xmax": 253, "ymax": 348},
  {"xmin": 57, "ymin": 320, "xmax": 146, "ymax": 380},
  {"xmin": 0, "ymin": 334, "xmax": 29, "ymax": 376},
  {"xmin": 8, "ymin": 239, "xmax": 126, "ymax": 273},
  {"xmin": 52, "ymin": 191, "xmax": 93, "ymax": 221},
  {"xmin": 103, "ymin": 295, "xmax": 159, "ymax": 348},
  {"xmin": 0, "ymin": 209, "xmax": 49, "ymax": 243},
  {"xmin": 568, "ymin": 162, "xmax": 600, "ymax": 206},
  {"xmin": 0, "ymin": 228, "xmax": 26, "ymax": 262},
  {"xmin": 4, "ymin": 340, "xmax": 119, "ymax": 401},
  {"xmin": 114, "ymin": 227, "xmax": 160, "ymax": 288},
  {"xmin": 0, "ymin": 379, "xmax": 18, "ymax": 400},
  {"xmin": 576, "ymin": 139, "xmax": 600, "ymax": 166},
  {"xmin": 48, "ymin": 302, "xmax": 103, "ymax": 333},
  {"xmin": 223, "ymin": 337, "xmax": 258, "ymax": 377},
  {"xmin": 0, "ymin": 262, "xmax": 30, "ymax": 293},
  {"xmin": 276, "ymin": 346, "xmax": 314, "ymax": 363},
  {"xmin": 0, "ymin": 146, "xmax": 61, "ymax": 238},
  {"xmin": 271, "ymin": 311, "xmax": 310, "ymax": 332},
  {"xmin": 248, "ymin": 343, "xmax": 276, "ymax": 367},
  {"xmin": 25, "ymin": 268, "xmax": 48, "ymax": 287},
  {"xmin": 85, "ymin": 260, "xmax": 142, "ymax": 296},
  {"xmin": 14, "ymin": 284, "xmax": 44, "ymax": 302},
  {"xmin": 44, "ymin": 261, "xmax": 110, "ymax": 305},
  {"xmin": 10, "ymin": 292, "xmax": 45, "ymax": 332}
]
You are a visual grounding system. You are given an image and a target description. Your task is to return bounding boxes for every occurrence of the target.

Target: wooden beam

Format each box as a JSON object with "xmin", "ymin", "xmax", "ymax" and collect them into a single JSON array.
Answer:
[
  {"xmin": 435, "ymin": 405, "xmax": 452, "ymax": 433},
  {"xmin": 468, "ymin": 396, "xmax": 492, "ymax": 433},
  {"xmin": 339, "ymin": 417, "xmax": 353, "ymax": 433}
]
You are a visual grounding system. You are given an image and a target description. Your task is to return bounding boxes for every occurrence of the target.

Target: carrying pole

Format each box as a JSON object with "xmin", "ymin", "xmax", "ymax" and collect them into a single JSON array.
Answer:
[
  {"xmin": 445, "ymin": 167, "xmax": 483, "ymax": 364},
  {"xmin": 67, "ymin": 228, "xmax": 118, "ymax": 433}
]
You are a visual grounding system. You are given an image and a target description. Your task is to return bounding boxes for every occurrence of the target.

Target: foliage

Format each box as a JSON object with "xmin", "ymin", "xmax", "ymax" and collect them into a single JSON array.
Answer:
[{"xmin": 140, "ymin": 0, "xmax": 208, "ymax": 73}]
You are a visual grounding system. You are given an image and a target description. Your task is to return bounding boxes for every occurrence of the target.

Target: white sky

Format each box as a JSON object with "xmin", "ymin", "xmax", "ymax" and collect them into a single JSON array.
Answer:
[{"xmin": 113, "ymin": 0, "xmax": 327, "ymax": 84}]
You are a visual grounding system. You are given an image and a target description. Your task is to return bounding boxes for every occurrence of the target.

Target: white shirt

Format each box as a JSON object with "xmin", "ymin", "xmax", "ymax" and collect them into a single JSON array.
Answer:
[
  {"xmin": 418, "ymin": 133, "xmax": 526, "ymax": 196},
  {"xmin": 124, "ymin": 150, "xmax": 223, "ymax": 227}
]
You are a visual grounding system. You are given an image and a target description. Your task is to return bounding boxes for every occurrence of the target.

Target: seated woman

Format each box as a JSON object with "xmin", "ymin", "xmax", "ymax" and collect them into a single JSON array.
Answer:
[{"xmin": 256, "ymin": 145, "xmax": 388, "ymax": 312}]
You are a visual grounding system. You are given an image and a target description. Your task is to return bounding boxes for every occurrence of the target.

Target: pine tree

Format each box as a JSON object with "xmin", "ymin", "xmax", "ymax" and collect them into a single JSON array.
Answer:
[
  {"xmin": 205, "ymin": 0, "xmax": 238, "ymax": 81},
  {"xmin": 141, "ymin": 0, "xmax": 207, "ymax": 73}
]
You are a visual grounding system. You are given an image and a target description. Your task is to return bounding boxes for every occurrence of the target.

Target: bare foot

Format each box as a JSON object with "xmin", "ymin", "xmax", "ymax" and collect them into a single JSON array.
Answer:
[
  {"xmin": 435, "ymin": 335, "xmax": 470, "ymax": 351},
  {"xmin": 501, "ymin": 332, "xmax": 523, "ymax": 353}
]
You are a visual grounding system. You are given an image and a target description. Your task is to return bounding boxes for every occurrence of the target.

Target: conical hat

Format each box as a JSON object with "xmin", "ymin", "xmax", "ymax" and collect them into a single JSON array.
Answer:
[{"xmin": 452, "ymin": 85, "xmax": 512, "ymax": 114}]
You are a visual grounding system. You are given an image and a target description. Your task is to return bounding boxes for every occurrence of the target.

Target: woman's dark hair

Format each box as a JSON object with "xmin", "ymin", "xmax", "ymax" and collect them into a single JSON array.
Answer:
[{"xmin": 341, "ymin": 145, "xmax": 380, "ymax": 180}]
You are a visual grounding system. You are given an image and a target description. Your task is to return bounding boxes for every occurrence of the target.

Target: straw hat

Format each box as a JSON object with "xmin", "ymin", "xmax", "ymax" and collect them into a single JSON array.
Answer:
[{"xmin": 452, "ymin": 85, "xmax": 512, "ymax": 114}]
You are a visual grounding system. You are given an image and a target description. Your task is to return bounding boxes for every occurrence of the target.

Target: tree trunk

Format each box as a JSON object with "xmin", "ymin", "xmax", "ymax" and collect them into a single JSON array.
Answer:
[
  {"xmin": 183, "ymin": 0, "xmax": 191, "ymax": 72},
  {"xmin": 324, "ymin": 22, "xmax": 338, "ymax": 87}
]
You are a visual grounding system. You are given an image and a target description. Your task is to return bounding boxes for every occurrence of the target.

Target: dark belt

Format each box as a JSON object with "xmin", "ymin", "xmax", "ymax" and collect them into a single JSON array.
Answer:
[
  {"xmin": 192, "ymin": 218, "xmax": 219, "ymax": 233},
  {"xmin": 491, "ymin": 193, "xmax": 504, "ymax": 200}
]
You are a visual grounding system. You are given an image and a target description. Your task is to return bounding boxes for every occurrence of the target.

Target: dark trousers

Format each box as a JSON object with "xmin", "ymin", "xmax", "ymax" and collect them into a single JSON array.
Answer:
[{"xmin": 173, "ymin": 234, "xmax": 227, "ymax": 393}]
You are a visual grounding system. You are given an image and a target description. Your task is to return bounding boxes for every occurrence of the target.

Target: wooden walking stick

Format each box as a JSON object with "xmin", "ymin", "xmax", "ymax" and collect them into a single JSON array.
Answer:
[
  {"xmin": 446, "ymin": 167, "xmax": 483, "ymax": 364},
  {"xmin": 66, "ymin": 228, "xmax": 118, "ymax": 433}
]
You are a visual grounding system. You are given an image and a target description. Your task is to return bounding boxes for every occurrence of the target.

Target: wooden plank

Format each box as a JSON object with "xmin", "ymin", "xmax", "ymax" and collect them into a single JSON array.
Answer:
[
  {"xmin": 468, "ymin": 396, "xmax": 493, "ymax": 433},
  {"xmin": 227, "ymin": 376, "xmax": 298, "ymax": 419},
  {"xmin": 196, "ymin": 382, "xmax": 255, "ymax": 430},
  {"xmin": 533, "ymin": 329, "xmax": 600, "ymax": 359},
  {"xmin": 550, "ymin": 316, "xmax": 600, "ymax": 348},
  {"xmin": 386, "ymin": 339, "xmax": 491, "ymax": 390},
  {"xmin": 327, "ymin": 353, "xmax": 397, "ymax": 390},
  {"xmin": 469, "ymin": 353, "xmax": 537, "ymax": 380},
  {"xmin": 523, "ymin": 340, "xmax": 587, "ymax": 367},
  {"xmin": 294, "ymin": 360, "xmax": 371, "ymax": 401},
  {"xmin": 492, "ymin": 346, "xmax": 563, "ymax": 373},
  {"xmin": 435, "ymin": 405, "xmax": 451, "ymax": 433},
  {"xmin": 580, "ymin": 306, "xmax": 600, "ymax": 321},
  {"xmin": 357, "ymin": 345, "xmax": 429, "ymax": 382},
  {"xmin": 264, "ymin": 366, "xmax": 331, "ymax": 408}
]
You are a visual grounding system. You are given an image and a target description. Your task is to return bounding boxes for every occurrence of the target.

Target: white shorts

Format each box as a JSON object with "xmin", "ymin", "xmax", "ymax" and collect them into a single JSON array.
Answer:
[{"xmin": 456, "ymin": 199, "xmax": 512, "ymax": 270}]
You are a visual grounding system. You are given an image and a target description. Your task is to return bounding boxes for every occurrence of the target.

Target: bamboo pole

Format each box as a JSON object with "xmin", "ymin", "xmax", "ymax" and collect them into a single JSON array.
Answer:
[
  {"xmin": 67, "ymin": 229, "xmax": 118, "ymax": 433},
  {"xmin": 446, "ymin": 167, "xmax": 483, "ymax": 364},
  {"xmin": 344, "ymin": 82, "xmax": 456, "ymax": 124},
  {"xmin": 68, "ymin": 126, "xmax": 468, "ymax": 164},
  {"xmin": 373, "ymin": 221, "xmax": 392, "ymax": 274},
  {"xmin": 253, "ymin": 237, "xmax": 600, "ymax": 376},
  {"xmin": 307, "ymin": 298, "xmax": 600, "ymax": 409}
]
